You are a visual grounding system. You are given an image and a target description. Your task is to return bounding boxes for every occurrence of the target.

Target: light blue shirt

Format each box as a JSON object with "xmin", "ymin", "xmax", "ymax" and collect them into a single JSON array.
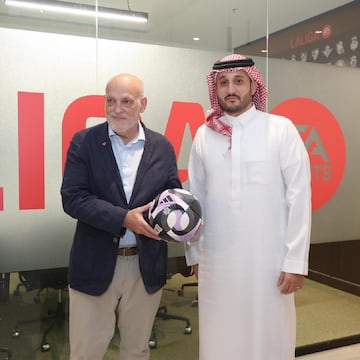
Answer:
[{"xmin": 109, "ymin": 123, "xmax": 145, "ymax": 248}]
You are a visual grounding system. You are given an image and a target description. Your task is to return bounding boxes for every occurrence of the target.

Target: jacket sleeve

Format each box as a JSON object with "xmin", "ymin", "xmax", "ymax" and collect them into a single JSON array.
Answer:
[{"xmin": 61, "ymin": 130, "xmax": 127, "ymax": 236}]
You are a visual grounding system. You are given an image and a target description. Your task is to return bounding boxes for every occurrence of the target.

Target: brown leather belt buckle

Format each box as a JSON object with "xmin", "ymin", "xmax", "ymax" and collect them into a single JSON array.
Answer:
[{"xmin": 117, "ymin": 246, "xmax": 138, "ymax": 256}]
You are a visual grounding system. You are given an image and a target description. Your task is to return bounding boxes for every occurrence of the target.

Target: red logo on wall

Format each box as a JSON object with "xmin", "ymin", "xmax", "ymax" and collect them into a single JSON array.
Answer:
[
  {"xmin": 0, "ymin": 93, "xmax": 205, "ymax": 211},
  {"xmin": 271, "ymin": 98, "xmax": 346, "ymax": 211}
]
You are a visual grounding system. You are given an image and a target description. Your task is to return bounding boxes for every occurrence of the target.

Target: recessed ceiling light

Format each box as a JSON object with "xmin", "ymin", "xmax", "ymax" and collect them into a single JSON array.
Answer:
[{"xmin": 193, "ymin": 37, "xmax": 200, "ymax": 41}]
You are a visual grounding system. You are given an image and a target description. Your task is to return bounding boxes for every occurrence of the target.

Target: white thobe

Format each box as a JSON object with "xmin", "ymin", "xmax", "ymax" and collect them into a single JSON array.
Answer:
[{"xmin": 185, "ymin": 106, "xmax": 311, "ymax": 360}]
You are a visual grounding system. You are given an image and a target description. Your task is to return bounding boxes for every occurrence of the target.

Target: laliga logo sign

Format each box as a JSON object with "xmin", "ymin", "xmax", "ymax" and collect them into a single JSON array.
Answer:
[
  {"xmin": 0, "ymin": 93, "xmax": 345, "ymax": 213},
  {"xmin": 271, "ymin": 97, "xmax": 346, "ymax": 211},
  {"xmin": 0, "ymin": 93, "xmax": 204, "ymax": 211}
]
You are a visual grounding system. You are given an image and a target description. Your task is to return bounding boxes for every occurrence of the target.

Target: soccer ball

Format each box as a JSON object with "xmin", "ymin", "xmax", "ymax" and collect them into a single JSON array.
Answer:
[{"xmin": 148, "ymin": 188, "xmax": 202, "ymax": 242}]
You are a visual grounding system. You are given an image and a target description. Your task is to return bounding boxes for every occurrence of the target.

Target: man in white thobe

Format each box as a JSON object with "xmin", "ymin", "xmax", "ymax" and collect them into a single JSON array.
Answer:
[{"xmin": 185, "ymin": 54, "xmax": 312, "ymax": 360}]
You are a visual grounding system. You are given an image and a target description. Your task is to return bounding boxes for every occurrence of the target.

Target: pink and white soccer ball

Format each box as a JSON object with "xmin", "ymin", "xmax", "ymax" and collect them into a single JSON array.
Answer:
[{"xmin": 148, "ymin": 188, "xmax": 202, "ymax": 242}]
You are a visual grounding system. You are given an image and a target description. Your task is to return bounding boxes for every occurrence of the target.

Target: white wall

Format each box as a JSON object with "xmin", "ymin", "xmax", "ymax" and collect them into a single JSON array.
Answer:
[
  {"xmin": 1, "ymin": 27, "xmax": 359, "ymax": 273},
  {"xmin": 0, "ymin": 27, "xmax": 225, "ymax": 272},
  {"xmin": 268, "ymin": 58, "xmax": 360, "ymax": 244}
]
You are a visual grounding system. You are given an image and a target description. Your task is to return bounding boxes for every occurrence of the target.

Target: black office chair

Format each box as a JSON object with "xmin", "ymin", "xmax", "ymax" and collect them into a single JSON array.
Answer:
[
  {"xmin": 0, "ymin": 274, "xmax": 12, "ymax": 359},
  {"xmin": 149, "ymin": 256, "xmax": 193, "ymax": 349},
  {"xmin": 0, "ymin": 347, "xmax": 12, "ymax": 360},
  {"xmin": 177, "ymin": 281, "xmax": 198, "ymax": 307},
  {"xmin": 11, "ymin": 267, "xmax": 68, "ymax": 352}
]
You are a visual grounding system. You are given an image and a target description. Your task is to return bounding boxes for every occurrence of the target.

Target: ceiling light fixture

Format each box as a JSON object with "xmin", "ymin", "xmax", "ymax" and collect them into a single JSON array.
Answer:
[{"xmin": 4, "ymin": 0, "xmax": 148, "ymax": 23}]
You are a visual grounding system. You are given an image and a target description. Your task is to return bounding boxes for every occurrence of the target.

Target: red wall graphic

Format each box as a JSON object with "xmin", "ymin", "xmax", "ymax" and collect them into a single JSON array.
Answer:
[
  {"xmin": 271, "ymin": 97, "xmax": 346, "ymax": 211},
  {"xmin": 0, "ymin": 93, "xmax": 345, "ymax": 212}
]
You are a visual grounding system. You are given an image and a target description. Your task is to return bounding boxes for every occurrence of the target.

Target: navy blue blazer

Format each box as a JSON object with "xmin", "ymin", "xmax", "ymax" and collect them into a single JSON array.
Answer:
[{"xmin": 61, "ymin": 121, "xmax": 182, "ymax": 296}]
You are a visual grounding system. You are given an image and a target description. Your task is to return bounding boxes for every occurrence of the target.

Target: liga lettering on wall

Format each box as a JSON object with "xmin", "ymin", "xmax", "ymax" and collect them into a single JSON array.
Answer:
[
  {"xmin": 0, "ymin": 93, "xmax": 345, "ymax": 213},
  {"xmin": 0, "ymin": 93, "xmax": 205, "ymax": 211}
]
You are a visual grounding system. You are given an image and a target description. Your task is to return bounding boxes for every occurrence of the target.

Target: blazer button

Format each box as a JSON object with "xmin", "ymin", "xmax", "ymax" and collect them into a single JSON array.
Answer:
[{"xmin": 113, "ymin": 237, "xmax": 118, "ymax": 244}]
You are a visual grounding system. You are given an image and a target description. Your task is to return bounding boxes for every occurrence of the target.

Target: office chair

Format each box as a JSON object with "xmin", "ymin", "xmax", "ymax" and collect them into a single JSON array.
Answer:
[
  {"xmin": 149, "ymin": 256, "xmax": 193, "ymax": 349},
  {"xmin": 0, "ymin": 274, "xmax": 12, "ymax": 359},
  {"xmin": 0, "ymin": 347, "xmax": 12, "ymax": 360},
  {"xmin": 177, "ymin": 282, "xmax": 198, "ymax": 307},
  {"xmin": 11, "ymin": 267, "xmax": 68, "ymax": 352}
]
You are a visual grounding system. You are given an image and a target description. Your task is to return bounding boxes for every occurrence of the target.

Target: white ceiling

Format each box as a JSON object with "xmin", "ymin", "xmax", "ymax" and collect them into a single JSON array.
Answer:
[{"xmin": 0, "ymin": 0, "xmax": 354, "ymax": 51}]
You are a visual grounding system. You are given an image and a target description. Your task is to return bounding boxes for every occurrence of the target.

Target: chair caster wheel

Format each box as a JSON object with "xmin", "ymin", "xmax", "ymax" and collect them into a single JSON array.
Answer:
[
  {"xmin": 184, "ymin": 326, "xmax": 192, "ymax": 334},
  {"xmin": 148, "ymin": 339, "xmax": 157, "ymax": 349},
  {"xmin": 41, "ymin": 343, "xmax": 50, "ymax": 352},
  {"xmin": 12, "ymin": 329, "xmax": 20, "ymax": 337}
]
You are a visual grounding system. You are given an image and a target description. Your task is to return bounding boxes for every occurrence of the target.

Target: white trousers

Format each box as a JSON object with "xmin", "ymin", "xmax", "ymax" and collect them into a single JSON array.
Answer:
[{"xmin": 69, "ymin": 254, "xmax": 162, "ymax": 360}]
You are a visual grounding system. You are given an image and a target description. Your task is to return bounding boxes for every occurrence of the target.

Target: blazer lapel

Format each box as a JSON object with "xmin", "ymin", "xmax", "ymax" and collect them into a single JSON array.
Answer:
[
  {"xmin": 96, "ymin": 123, "xmax": 128, "ymax": 204},
  {"xmin": 129, "ymin": 124, "xmax": 153, "ymax": 204}
]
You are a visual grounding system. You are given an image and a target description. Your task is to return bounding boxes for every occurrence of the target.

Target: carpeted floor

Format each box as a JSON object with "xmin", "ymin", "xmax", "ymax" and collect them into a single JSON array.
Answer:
[
  {"xmin": 296, "ymin": 279, "xmax": 360, "ymax": 347},
  {"xmin": 0, "ymin": 273, "xmax": 359, "ymax": 359}
]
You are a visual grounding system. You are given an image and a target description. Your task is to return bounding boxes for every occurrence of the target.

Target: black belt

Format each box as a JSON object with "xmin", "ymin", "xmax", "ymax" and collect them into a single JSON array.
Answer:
[{"xmin": 117, "ymin": 246, "xmax": 138, "ymax": 256}]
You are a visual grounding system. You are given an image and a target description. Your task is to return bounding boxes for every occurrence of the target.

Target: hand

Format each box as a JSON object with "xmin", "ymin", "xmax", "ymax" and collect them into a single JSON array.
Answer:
[
  {"xmin": 277, "ymin": 272, "xmax": 304, "ymax": 294},
  {"xmin": 123, "ymin": 202, "xmax": 161, "ymax": 240},
  {"xmin": 192, "ymin": 264, "xmax": 199, "ymax": 278}
]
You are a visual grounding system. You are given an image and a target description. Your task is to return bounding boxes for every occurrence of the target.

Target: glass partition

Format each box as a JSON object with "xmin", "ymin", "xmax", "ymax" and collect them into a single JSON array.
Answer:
[{"xmin": 0, "ymin": 1, "xmax": 359, "ymax": 358}]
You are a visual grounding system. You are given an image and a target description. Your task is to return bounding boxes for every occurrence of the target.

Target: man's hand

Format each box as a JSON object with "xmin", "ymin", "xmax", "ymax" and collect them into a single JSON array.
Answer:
[
  {"xmin": 192, "ymin": 264, "xmax": 199, "ymax": 278},
  {"xmin": 123, "ymin": 202, "xmax": 161, "ymax": 240},
  {"xmin": 277, "ymin": 272, "xmax": 304, "ymax": 294}
]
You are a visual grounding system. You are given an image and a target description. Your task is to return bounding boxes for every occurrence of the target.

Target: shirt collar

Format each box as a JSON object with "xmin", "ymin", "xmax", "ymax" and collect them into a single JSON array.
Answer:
[
  {"xmin": 108, "ymin": 121, "xmax": 145, "ymax": 144},
  {"xmin": 222, "ymin": 104, "xmax": 256, "ymax": 127}
]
